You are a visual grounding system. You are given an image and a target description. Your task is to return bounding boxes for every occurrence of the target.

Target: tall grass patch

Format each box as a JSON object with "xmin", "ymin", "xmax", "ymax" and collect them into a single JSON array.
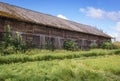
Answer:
[
  {"xmin": 0, "ymin": 59, "xmax": 119, "ymax": 81},
  {"xmin": 0, "ymin": 49, "xmax": 120, "ymax": 64},
  {"xmin": 82, "ymin": 55, "xmax": 120, "ymax": 75}
]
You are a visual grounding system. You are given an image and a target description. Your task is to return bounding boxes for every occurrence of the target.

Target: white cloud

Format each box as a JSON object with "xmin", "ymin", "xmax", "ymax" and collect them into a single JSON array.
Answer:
[
  {"xmin": 113, "ymin": 22, "xmax": 120, "ymax": 32},
  {"xmin": 79, "ymin": 7, "xmax": 120, "ymax": 41},
  {"xmin": 80, "ymin": 8, "xmax": 85, "ymax": 12},
  {"xmin": 57, "ymin": 14, "xmax": 68, "ymax": 20},
  {"xmin": 85, "ymin": 7, "xmax": 104, "ymax": 19},
  {"xmin": 111, "ymin": 22, "xmax": 120, "ymax": 41},
  {"xmin": 109, "ymin": 32, "xmax": 120, "ymax": 42},
  {"xmin": 106, "ymin": 11, "xmax": 120, "ymax": 21},
  {"xmin": 80, "ymin": 7, "xmax": 120, "ymax": 21},
  {"xmin": 80, "ymin": 7, "xmax": 104, "ymax": 19}
]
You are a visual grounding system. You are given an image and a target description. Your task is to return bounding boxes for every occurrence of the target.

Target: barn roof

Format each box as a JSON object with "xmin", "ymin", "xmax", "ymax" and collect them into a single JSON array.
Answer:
[{"xmin": 0, "ymin": 2, "xmax": 111, "ymax": 38}]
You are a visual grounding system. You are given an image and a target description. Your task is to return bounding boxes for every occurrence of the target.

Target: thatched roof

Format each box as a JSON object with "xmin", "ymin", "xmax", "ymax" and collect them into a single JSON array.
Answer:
[{"xmin": 0, "ymin": 2, "xmax": 111, "ymax": 38}]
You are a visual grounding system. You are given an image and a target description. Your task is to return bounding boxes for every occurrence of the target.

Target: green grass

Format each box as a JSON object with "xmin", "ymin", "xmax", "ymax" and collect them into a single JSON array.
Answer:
[
  {"xmin": 81, "ymin": 55, "xmax": 120, "ymax": 75},
  {"xmin": 0, "ymin": 55, "xmax": 120, "ymax": 81},
  {"xmin": 0, "ymin": 49, "xmax": 120, "ymax": 64},
  {"xmin": 113, "ymin": 42, "xmax": 120, "ymax": 48},
  {"xmin": 0, "ymin": 49, "xmax": 120, "ymax": 81}
]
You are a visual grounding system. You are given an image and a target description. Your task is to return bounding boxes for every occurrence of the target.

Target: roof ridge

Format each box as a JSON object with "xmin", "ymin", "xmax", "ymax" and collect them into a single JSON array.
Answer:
[
  {"xmin": 0, "ymin": 2, "xmax": 111, "ymax": 38},
  {"xmin": 0, "ymin": 2, "xmax": 69, "ymax": 21}
]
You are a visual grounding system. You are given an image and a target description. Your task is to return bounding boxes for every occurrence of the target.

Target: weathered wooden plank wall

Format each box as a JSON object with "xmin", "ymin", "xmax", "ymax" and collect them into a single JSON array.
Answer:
[{"xmin": 0, "ymin": 16, "xmax": 111, "ymax": 49}]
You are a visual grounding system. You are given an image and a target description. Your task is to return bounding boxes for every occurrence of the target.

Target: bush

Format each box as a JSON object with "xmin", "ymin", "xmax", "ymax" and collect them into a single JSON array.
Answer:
[
  {"xmin": 3, "ymin": 46, "xmax": 15, "ymax": 55},
  {"xmin": 63, "ymin": 40, "xmax": 79, "ymax": 51},
  {"xmin": 100, "ymin": 41, "xmax": 114, "ymax": 49},
  {"xmin": 0, "ymin": 25, "xmax": 14, "ymax": 55},
  {"xmin": 90, "ymin": 43, "xmax": 98, "ymax": 49},
  {"xmin": 13, "ymin": 32, "xmax": 26, "ymax": 53},
  {"xmin": 0, "ymin": 25, "xmax": 26, "ymax": 55}
]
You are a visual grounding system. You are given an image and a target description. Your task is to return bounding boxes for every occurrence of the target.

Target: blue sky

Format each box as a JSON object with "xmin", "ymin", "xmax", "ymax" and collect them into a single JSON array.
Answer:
[{"xmin": 0, "ymin": 0, "xmax": 120, "ymax": 41}]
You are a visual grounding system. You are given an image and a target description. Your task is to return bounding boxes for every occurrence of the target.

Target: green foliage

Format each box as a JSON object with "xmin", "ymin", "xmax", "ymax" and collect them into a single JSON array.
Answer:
[
  {"xmin": 13, "ymin": 32, "xmax": 26, "ymax": 53},
  {"xmin": 0, "ymin": 25, "xmax": 26, "ymax": 55},
  {"xmin": 3, "ymin": 46, "xmax": 15, "ymax": 54},
  {"xmin": 90, "ymin": 43, "xmax": 98, "ymax": 49},
  {"xmin": 63, "ymin": 40, "xmax": 79, "ymax": 51},
  {"xmin": 113, "ymin": 42, "xmax": 120, "ymax": 49},
  {"xmin": 83, "ymin": 55, "xmax": 120, "ymax": 75},
  {"xmin": 0, "ymin": 48, "xmax": 120, "ymax": 81},
  {"xmin": 0, "ymin": 25, "xmax": 15, "ymax": 55},
  {"xmin": 45, "ymin": 41, "xmax": 55, "ymax": 51},
  {"xmin": 0, "ymin": 49, "xmax": 119, "ymax": 64},
  {"xmin": 26, "ymin": 39, "xmax": 37, "ymax": 49},
  {"xmin": 100, "ymin": 41, "xmax": 114, "ymax": 49},
  {"xmin": 0, "ymin": 56, "xmax": 120, "ymax": 81},
  {"xmin": 0, "ymin": 25, "xmax": 120, "ymax": 81}
]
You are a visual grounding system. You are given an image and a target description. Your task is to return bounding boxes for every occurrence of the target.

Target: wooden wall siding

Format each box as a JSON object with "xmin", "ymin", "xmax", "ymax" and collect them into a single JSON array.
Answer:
[
  {"xmin": 50, "ymin": 28, "xmax": 64, "ymax": 37},
  {"xmin": 20, "ymin": 33, "xmax": 65, "ymax": 49},
  {"xmin": 54, "ymin": 37, "xmax": 63, "ymax": 49},
  {"xmin": 0, "ymin": 17, "xmax": 111, "ymax": 49},
  {"xmin": 33, "ymin": 35, "xmax": 40, "ymax": 48},
  {"xmin": 0, "ymin": 32, "xmax": 2, "ymax": 41},
  {"xmin": 0, "ymin": 17, "xmax": 4, "ymax": 32},
  {"xmin": 40, "ymin": 35, "xmax": 45, "ymax": 48},
  {"xmin": 35, "ymin": 26, "xmax": 48, "ymax": 35}
]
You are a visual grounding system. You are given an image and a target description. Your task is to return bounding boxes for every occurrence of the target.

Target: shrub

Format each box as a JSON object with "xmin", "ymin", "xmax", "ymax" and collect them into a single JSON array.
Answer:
[
  {"xmin": 63, "ymin": 40, "xmax": 79, "ymax": 51},
  {"xmin": 100, "ymin": 41, "xmax": 114, "ymax": 49},
  {"xmin": 90, "ymin": 43, "xmax": 98, "ymax": 49},
  {"xmin": 13, "ymin": 32, "xmax": 26, "ymax": 53},
  {"xmin": 0, "ymin": 25, "xmax": 15, "ymax": 55},
  {"xmin": 3, "ymin": 46, "xmax": 15, "ymax": 54},
  {"xmin": 0, "ymin": 25, "xmax": 26, "ymax": 55}
]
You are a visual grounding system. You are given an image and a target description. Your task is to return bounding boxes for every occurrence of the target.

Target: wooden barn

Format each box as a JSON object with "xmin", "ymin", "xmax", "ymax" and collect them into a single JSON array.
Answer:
[{"xmin": 0, "ymin": 2, "xmax": 111, "ymax": 49}]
